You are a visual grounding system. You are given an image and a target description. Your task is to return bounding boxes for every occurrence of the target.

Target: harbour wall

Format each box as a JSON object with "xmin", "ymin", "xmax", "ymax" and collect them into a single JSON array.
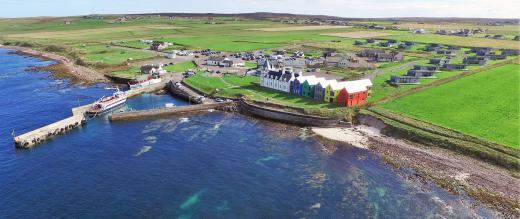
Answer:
[
  {"xmin": 13, "ymin": 104, "xmax": 92, "ymax": 149},
  {"xmin": 109, "ymin": 102, "xmax": 233, "ymax": 122},
  {"xmin": 238, "ymin": 99, "xmax": 339, "ymax": 127}
]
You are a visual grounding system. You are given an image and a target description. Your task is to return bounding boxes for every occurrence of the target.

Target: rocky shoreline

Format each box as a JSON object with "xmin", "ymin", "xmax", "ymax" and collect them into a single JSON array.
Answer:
[
  {"xmin": 0, "ymin": 45, "xmax": 109, "ymax": 84},
  {"xmin": 311, "ymin": 126, "xmax": 520, "ymax": 218}
]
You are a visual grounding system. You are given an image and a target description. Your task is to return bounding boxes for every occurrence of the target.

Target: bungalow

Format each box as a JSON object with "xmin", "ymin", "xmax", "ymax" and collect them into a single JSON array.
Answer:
[
  {"xmin": 500, "ymin": 49, "xmax": 520, "ymax": 56},
  {"xmin": 390, "ymin": 76, "xmax": 420, "ymax": 84},
  {"xmin": 436, "ymin": 50, "xmax": 457, "ymax": 56},
  {"xmin": 379, "ymin": 42, "xmax": 394, "ymax": 47},
  {"xmin": 406, "ymin": 70, "xmax": 436, "ymax": 78},
  {"xmin": 314, "ymin": 80, "xmax": 337, "ymax": 101},
  {"xmin": 140, "ymin": 64, "xmax": 165, "ymax": 74},
  {"xmin": 358, "ymin": 49, "xmax": 403, "ymax": 62},
  {"xmin": 284, "ymin": 58, "xmax": 306, "ymax": 69},
  {"xmin": 358, "ymin": 49, "xmax": 385, "ymax": 59},
  {"xmin": 404, "ymin": 41, "xmax": 415, "ymax": 46},
  {"xmin": 472, "ymin": 48, "xmax": 495, "ymax": 56},
  {"xmin": 425, "ymin": 43, "xmax": 443, "ymax": 52},
  {"xmin": 260, "ymin": 67, "xmax": 296, "ymax": 93},
  {"xmin": 375, "ymin": 52, "xmax": 403, "ymax": 62},
  {"xmin": 463, "ymin": 56, "xmax": 487, "ymax": 65},
  {"xmin": 442, "ymin": 64, "xmax": 467, "ymax": 70},
  {"xmin": 150, "ymin": 42, "xmax": 172, "ymax": 51},
  {"xmin": 291, "ymin": 75, "xmax": 316, "ymax": 95},
  {"xmin": 301, "ymin": 77, "xmax": 326, "ymax": 98},
  {"xmin": 337, "ymin": 81, "xmax": 370, "ymax": 107},
  {"xmin": 413, "ymin": 65, "xmax": 438, "ymax": 71},
  {"xmin": 398, "ymin": 44, "xmax": 412, "ymax": 50},
  {"xmin": 324, "ymin": 54, "xmax": 374, "ymax": 69},
  {"xmin": 429, "ymin": 58, "xmax": 451, "ymax": 65},
  {"xmin": 207, "ymin": 56, "xmax": 233, "ymax": 67}
]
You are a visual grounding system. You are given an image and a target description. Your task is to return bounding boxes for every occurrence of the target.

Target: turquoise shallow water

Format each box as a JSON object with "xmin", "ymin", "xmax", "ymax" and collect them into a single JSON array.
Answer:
[{"xmin": 0, "ymin": 49, "xmax": 500, "ymax": 218}]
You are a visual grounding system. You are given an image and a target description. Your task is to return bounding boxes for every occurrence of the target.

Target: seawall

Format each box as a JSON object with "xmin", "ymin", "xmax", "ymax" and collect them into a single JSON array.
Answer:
[
  {"xmin": 238, "ymin": 99, "xmax": 339, "ymax": 127},
  {"xmin": 109, "ymin": 102, "xmax": 233, "ymax": 122}
]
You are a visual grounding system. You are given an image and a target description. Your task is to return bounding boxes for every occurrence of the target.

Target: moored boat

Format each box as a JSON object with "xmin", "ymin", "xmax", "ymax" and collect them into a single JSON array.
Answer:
[{"xmin": 86, "ymin": 89, "xmax": 127, "ymax": 116}]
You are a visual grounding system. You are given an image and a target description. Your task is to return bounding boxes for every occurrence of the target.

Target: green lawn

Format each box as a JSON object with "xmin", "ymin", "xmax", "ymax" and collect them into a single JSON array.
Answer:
[
  {"xmin": 367, "ymin": 58, "xmax": 516, "ymax": 103},
  {"xmin": 112, "ymin": 40, "xmax": 150, "ymax": 49},
  {"xmin": 110, "ymin": 67, "xmax": 140, "ymax": 79},
  {"xmin": 245, "ymin": 61, "xmax": 257, "ymax": 69},
  {"xmin": 379, "ymin": 64, "xmax": 520, "ymax": 148},
  {"xmin": 184, "ymin": 73, "xmax": 338, "ymax": 109},
  {"xmin": 163, "ymin": 61, "xmax": 197, "ymax": 72},
  {"xmin": 78, "ymin": 45, "xmax": 156, "ymax": 65}
]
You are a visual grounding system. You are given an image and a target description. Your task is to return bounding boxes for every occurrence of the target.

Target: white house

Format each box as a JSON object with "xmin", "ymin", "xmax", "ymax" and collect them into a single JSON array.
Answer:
[
  {"xmin": 260, "ymin": 68, "xmax": 296, "ymax": 93},
  {"xmin": 207, "ymin": 56, "xmax": 233, "ymax": 67}
]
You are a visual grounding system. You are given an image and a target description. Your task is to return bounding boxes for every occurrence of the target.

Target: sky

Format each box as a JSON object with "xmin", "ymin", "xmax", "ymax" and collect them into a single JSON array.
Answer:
[{"xmin": 0, "ymin": 0, "xmax": 519, "ymax": 19}]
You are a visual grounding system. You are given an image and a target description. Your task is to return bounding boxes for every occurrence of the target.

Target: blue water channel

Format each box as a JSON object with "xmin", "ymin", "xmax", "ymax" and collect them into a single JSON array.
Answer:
[{"xmin": 0, "ymin": 49, "xmax": 500, "ymax": 218}]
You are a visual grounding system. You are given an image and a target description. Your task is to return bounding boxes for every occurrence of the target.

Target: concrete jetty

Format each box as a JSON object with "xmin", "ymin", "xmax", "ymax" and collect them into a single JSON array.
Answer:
[
  {"xmin": 13, "ymin": 104, "xmax": 92, "ymax": 149},
  {"xmin": 110, "ymin": 102, "xmax": 233, "ymax": 122},
  {"xmin": 13, "ymin": 80, "xmax": 169, "ymax": 149}
]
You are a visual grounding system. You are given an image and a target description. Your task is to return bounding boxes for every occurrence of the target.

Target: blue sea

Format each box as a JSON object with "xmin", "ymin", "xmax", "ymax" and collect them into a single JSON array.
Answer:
[{"xmin": 0, "ymin": 49, "xmax": 499, "ymax": 218}]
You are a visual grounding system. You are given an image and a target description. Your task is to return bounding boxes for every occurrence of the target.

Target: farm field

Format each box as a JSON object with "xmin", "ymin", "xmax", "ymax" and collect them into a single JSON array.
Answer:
[
  {"xmin": 248, "ymin": 25, "xmax": 352, "ymax": 32},
  {"xmin": 322, "ymin": 31, "xmax": 394, "ymax": 38},
  {"xmin": 379, "ymin": 64, "xmax": 520, "ymax": 148}
]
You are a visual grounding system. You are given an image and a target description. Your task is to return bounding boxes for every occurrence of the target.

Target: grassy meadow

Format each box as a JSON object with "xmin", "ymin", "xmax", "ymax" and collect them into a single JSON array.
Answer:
[
  {"xmin": 163, "ymin": 61, "xmax": 197, "ymax": 72},
  {"xmin": 379, "ymin": 64, "xmax": 520, "ymax": 148}
]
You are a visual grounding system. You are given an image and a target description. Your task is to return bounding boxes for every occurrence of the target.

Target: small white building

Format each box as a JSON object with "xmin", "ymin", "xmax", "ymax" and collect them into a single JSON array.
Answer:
[{"xmin": 207, "ymin": 56, "xmax": 234, "ymax": 67}]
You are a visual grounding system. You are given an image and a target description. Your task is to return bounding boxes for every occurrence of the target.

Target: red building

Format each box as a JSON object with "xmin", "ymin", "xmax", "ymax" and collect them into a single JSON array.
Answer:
[{"xmin": 337, "ymin": 82, "xmax": 369, "ymax": 107}]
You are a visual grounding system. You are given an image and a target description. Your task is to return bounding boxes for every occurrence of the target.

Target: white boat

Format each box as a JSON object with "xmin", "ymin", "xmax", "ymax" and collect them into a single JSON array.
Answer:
[
  {"xmin": 86, "ymin": 89, "xmax": 127, "ymax": 115},
  {"xmin": 128, "ymin": 75, "xmax": 162, "ymax": 90}
]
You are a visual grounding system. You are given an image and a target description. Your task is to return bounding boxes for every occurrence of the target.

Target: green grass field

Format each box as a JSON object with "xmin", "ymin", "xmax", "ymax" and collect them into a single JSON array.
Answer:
[
  {"xmin": 163, "ymin": 61, "xmax": 197, "ymax": 72},
  {"xmin": 379, "ymin": 64, "xmax": 520, "ymax": 148},
  {"xmin": 78, "ymin": 44, "xmax": 156, "ymax": 64}
]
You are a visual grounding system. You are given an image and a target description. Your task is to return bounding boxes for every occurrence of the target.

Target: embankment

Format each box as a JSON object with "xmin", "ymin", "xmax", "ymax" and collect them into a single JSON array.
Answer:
[
  {"xmin": 358, "ymin": 109, "xmax": 520, "ymax": 171},
  {"xmin": 239, "ymin": 99, "xmax": 339, "ymax": 127}
]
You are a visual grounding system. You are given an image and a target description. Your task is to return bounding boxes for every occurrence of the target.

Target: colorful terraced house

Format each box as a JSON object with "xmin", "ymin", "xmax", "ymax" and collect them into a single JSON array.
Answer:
[
  {"xmin": 301, "ymin": 77, "xmax": 326, "ymax": 98},
  {"xmin": 291, "ymin": 75, "xmax": 316, "ymax": 95},
  {"xmin": 337, "ymin": 80, "xmax": 371, "ymax": 107}
]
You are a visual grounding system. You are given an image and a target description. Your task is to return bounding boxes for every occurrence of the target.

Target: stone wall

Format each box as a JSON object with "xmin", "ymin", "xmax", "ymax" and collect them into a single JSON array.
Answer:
[{"xmin": 238, "ymin": 99, "xmax": 338, "ymax": 127}]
